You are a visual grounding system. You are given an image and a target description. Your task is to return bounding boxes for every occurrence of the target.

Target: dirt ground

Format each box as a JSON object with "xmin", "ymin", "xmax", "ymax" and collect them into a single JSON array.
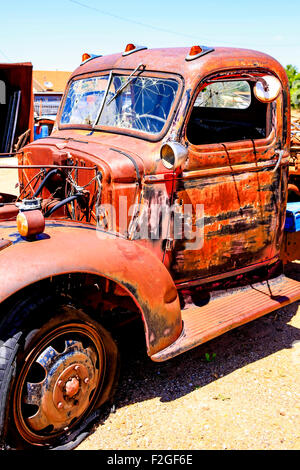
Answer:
[
  {"xmin": 76, "ymin": 290, "xmax": 300, "ymax": 451},
  {"xmin": 1, "ymin": 161, "xmax": 299, "ymax": 451},
  {"xmin": 292, "ymin": 109, "xmax": 300, "ymax": 120},
  {"xmin": 0, "ymin": 157, "xmax": 18, "ymax": 196}
]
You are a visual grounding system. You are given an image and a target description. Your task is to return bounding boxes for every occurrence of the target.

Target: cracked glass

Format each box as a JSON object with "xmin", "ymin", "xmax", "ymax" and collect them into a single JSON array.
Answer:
[
  {"xmin": 61, "ymin": 74, "xmax": 178, "ymax": 135},
  {"xmin": 195, "ymin": 81, "xmax": 251, "ymax": 109}
]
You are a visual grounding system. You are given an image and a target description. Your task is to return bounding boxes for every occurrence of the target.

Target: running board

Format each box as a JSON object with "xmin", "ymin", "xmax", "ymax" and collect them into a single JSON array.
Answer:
[{"xmin": 151, "ymin": 275, "xmax": 300, "ymax": 362}]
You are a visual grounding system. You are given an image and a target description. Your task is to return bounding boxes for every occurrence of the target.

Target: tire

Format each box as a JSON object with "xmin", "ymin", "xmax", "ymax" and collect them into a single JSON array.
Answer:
[{"xmin": 0, "ymin": 293, "xmax": 119, "ymax": 450}]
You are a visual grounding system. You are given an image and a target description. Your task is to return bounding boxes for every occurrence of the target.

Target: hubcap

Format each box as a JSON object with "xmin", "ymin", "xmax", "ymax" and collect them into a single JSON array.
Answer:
[{"xmin": 13, "ymin": 323, "xmax": 105, "ymax": 445}]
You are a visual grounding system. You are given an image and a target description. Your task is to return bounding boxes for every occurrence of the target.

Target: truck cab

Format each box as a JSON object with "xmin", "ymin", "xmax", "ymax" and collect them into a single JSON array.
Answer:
[{"xmin": 0, "ymin": 45, "xmax": 299, "ymax": 450}]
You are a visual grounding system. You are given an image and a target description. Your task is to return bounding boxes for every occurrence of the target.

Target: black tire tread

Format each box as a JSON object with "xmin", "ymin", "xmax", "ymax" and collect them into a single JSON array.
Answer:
[{"xmin": 0, "ymin": 292, "xmax": 119, "ymax": 450}]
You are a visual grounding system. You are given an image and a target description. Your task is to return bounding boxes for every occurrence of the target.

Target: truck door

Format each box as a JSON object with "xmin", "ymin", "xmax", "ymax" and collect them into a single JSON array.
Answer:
[{"xmin": 170, "ymin": 73, "xmax": 287, "ymax": 283}]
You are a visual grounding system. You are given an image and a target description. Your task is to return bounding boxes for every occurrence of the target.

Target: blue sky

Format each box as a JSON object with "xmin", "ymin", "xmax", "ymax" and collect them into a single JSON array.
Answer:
[{"xmin": 0, "ymin": 0, "xmax": 299, "ymax": 72}]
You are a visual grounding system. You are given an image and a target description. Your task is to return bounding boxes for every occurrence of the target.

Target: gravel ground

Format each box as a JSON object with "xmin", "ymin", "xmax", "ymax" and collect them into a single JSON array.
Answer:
[{"xmin": 78, "ymin": 270, "xmax": 300, "ymax": 451}]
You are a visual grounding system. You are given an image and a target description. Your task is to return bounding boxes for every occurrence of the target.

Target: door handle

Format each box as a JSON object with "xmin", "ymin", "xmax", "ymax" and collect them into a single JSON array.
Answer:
[{"xmin": 274, "ymin": 150, "xmax": 284, "ymax": 171}]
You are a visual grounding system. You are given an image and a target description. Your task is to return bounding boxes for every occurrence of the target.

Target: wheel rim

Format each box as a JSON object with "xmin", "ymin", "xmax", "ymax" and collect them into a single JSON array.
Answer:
[{"xmin": 13, "ymin": 322, "xmax": 105, "ymax": 446}]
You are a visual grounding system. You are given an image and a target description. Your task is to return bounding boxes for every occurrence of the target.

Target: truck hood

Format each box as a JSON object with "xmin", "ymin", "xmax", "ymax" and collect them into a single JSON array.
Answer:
[
  {"xmin": 0, "ymin": 219, "xmax": 98, "ymax": 249},
  {"xmin": 23, "ymin": 134, "xmax": 146, "ymax": 184}
]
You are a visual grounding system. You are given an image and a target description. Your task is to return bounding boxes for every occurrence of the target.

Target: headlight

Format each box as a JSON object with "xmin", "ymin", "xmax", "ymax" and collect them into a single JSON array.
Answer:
[{"xmin": 160, "ymin": 141, "xmax": 188, "ymax": 170}]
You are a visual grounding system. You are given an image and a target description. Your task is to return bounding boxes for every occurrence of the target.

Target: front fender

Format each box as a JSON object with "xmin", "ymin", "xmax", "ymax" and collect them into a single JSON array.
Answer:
[{"xmin": 0, "ymin": 221, "xmax": 181, "ymax": 356}]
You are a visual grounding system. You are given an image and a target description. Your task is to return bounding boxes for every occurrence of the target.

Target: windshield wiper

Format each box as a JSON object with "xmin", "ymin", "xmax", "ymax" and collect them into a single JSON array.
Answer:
[
  {"xmin": 92, "ymin": 70, "xmax": 113, "ymax": 129},
  {"xmin": 106, "ymin": 63, "xmax": 145, "ymax": 106}
]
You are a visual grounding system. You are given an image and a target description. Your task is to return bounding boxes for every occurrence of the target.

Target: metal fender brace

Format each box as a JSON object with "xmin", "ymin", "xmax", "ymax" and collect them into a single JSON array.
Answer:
[{"xmin": 109, "ymin": 148, "xmax": 142, "ymax": 186}]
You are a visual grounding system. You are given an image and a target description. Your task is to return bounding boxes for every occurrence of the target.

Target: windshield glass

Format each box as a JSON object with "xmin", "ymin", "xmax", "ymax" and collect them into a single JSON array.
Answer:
[
  {"xmin": 60, "ymin": 74, "xmax": 179, "ymax": 135},
  {"xmin": 61, "ymin": 75, "xmax": 110, "ymax": 126}
]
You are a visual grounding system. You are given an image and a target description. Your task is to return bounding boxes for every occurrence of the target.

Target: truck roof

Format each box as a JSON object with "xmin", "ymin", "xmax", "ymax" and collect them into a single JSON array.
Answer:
[{"xmin": 70, "ymin": 46, "xmax": 288, "ymax": 87}]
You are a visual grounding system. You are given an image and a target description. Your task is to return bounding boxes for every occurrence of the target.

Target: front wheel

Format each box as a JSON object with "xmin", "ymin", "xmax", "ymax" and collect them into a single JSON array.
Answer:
[{"xmin": 0, "ymin": 297, "xmax": 119, "ymax": 449}]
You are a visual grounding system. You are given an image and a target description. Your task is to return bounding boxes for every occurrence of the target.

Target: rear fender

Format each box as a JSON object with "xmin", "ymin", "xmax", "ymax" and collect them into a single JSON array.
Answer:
[{"xmin": 0, "ymin": 222, "xmax": 181, "ymax": 356}]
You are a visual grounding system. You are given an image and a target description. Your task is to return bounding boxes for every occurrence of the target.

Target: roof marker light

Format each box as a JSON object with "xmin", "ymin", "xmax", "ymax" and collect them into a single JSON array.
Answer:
[
  {"xmin": 122, "ymin": 44, "xmax": 148, "ymax": 56},
  {"xmin": 185, "ymin": 45, "xmax": 215, "ymax": 61},
  {"xmin": 190, "ymin": 45, "xmax": 203, "ymax": 56},
  {"xmin": 125, "ymin": 43, "xmax": 135, "ymax": 53},
  {"xmin": 80, "ymin": 53, "xmax": 103, "ymax": 66},
  {"xmin": 82, "ymin": 53, "xmax": 91, "ymax": 62}
]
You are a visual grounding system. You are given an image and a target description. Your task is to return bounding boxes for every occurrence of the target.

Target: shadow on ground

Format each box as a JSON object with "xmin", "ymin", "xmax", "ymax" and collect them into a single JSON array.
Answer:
[{"xmin": 94, "ymin": 262, "xmax": 300, "ymax": 426}]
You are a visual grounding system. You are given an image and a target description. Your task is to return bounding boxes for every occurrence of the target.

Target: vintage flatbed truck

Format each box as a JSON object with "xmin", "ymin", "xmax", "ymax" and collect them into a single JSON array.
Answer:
[{"xmin": 0, "ymin": 44, "xmax": 300, "ymax": 450}]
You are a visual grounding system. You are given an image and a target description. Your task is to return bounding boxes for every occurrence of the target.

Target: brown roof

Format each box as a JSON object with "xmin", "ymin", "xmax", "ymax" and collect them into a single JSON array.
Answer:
[
  {"xmin": 73, "ymin": 46, "xmax": 286, "ymax": 87},
  {"xmin": 33, "ymin": 70, "xmax": 72, "ymax": 93}
]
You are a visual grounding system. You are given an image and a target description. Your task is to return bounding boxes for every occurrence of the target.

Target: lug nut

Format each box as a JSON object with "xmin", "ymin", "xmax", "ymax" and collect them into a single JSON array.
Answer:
[
  {"xmin": 84, "ymin": 377, "xmax": 89, "ymax": 384},
  {"xmin": 74, "ymin": 366, "xmax": 80, "ymax": 371},
  {"xmin": 57, "ymin": 402, "xmax": 63, "ymax": 409}
]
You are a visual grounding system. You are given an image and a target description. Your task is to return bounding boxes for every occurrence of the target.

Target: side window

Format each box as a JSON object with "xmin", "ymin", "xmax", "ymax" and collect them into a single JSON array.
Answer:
[
  {"xmin": 195, "ymin": 81, "xmax": 251, "ymax": 109},
  {"xmin": 186, "ymin": 79, "xmax": 270, "ymax": 145}
]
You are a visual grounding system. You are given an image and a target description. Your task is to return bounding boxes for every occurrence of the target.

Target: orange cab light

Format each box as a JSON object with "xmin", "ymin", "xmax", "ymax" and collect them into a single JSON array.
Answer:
[
  {"xmin": 17, "ymin": 210, "xmax": 45, "ymax": 238},
  {"xmin": 125, "ymin": 43, "xmax": 135, "ymax": 53},
  {"xmin": 189, "ymin": 45, "xmax": 203, "ymax": 56},
  {"xmin": 82, "ymin": 53, "xmax": 91, "ymax": 62}
]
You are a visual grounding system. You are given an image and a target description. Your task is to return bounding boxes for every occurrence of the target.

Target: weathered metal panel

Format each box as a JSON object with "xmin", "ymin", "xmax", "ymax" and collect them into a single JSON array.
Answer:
[
  {"xmin": 152, "ymin": 275, "xmax": 300, "ymax": 361},
  {"xmin": 0, "ymin": 220, "xmax": 181, "ymax": 356}
]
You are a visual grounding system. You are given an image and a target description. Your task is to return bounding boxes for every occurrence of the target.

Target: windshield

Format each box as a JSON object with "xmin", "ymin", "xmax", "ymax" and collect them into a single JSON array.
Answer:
[{"xmin": 60, "ymin": 74, "xmax": 179, "ymax": 135}]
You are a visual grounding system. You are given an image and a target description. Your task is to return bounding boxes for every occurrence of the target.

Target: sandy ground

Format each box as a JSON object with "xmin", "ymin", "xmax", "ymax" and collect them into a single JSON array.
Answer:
[
  {"xmin": 1, "ymin": 160, "xmax": 299, "ymax": 451},
  {"xmin": 292, "ymin": 110, "xmax": 300, "ymax": 120},
  {"xmin": 0, "ymin": 157, "xmax": 18, "ymax": 196},
  {"xmin": 77, "ymin": 294, "xmax": 300, "ymax": 451}
]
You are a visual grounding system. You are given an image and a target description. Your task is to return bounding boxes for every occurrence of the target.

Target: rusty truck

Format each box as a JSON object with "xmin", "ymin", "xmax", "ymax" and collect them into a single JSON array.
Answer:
[{"xmin": 0, "ymin": 44, "xmax": 299, "ymax": 449}]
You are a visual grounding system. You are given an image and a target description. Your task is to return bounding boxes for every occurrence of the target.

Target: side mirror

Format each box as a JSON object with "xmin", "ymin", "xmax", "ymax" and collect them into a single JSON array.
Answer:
[
  {"xmin": 254, "ymin": 75, "xmax": 281, "ymax": 103},
  {"xmin": 160, "ymin": 141, "xmax": 188, "ymax": 170}
]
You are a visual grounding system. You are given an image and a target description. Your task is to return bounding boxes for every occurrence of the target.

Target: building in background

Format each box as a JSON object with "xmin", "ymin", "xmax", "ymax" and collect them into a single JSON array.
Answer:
[{"xmin": 33, "ymin": 70, "xmax": 71, "ymax": 138}]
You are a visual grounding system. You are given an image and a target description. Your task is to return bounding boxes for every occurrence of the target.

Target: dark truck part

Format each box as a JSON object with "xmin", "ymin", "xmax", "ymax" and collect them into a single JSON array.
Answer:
[
  {"xmin": 0, "ymin": 62, "xmax": 33, "ymax": 154},
  {"xmin": 0, "ymin": 44, "xmax": 299, "ymax": 449}
]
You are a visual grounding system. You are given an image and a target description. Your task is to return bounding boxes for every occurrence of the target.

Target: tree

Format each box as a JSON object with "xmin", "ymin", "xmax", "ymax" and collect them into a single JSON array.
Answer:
[{"xmin": 285, "ymin": 65, "xmax": 300, "ymax": 108}]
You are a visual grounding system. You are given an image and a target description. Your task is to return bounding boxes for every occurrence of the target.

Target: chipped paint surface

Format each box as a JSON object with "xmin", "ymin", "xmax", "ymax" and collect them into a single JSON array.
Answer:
[{"xmin": 170, "ymin": 164, "xmax": 288, "ymax": 282}]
